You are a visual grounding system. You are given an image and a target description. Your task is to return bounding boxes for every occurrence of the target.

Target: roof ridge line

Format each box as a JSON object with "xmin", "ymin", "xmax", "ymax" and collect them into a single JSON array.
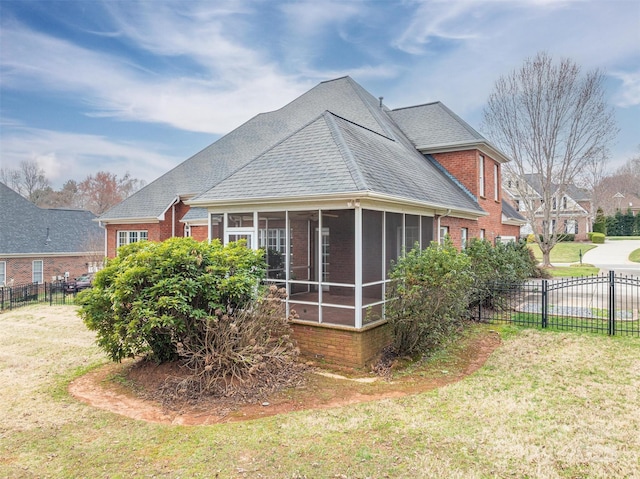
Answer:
[
  {"xmin": 345, "ymin": 77, "xmax": 398, "ymax": 139},
  {"xmin": 326, "ymin": 111, "xmax": 395, "ymax": 141},
  {"xmin": 324, "ymin": 113, "xmax": 369, "ymax": 191},
  {"xmin": 191, "ymin": 111, "xmax": 345, "ymax": 201}
]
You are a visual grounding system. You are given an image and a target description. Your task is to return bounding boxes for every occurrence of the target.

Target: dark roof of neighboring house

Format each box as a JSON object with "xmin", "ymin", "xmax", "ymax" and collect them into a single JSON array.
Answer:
[
  {"xmin": 522, "ymin": 174, "xmax": 590, "ymax": 201},
  {"xmin": 100, "ymin": 76, "xmax": 505, "ymax": 222},
  {"xmin": 502, "ymin": 199, "xmax": 526, "ymax": 223},
  {"xmin": 0, "ymin": 182, "xmax": 104, "ymax": 255}
]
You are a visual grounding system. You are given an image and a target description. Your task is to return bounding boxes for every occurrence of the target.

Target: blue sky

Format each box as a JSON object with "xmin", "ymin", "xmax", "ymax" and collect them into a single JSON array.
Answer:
[{"xmin": 1, "ymin": 0, "xmax": 638, "ymax": 189}]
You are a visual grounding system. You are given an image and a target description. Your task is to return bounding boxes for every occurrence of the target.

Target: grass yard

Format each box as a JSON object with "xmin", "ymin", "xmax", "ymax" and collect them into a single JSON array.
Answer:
[
  {"xmin": 630, "ymin": 248, "xmax": 640, "ymax": 263},
  {"xmin": 545, "ymin": 264, "xmax": 600, "ymax": 277},
  {"xmin": 528, "ymin": 242, "xmax": 597, "ymax": 263},
  {"xmin": 2, "ymin": 305, "xmax": 640, "ymax": 478}
]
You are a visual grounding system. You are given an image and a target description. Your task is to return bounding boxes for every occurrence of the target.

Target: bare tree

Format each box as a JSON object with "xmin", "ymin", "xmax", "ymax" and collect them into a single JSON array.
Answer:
[
  {"xmin": 0, "ymin": 160, "xmax": 49, "ymax": 201},
  {"xmin": 20, "ymin": 160, "xmax": 50, "ymax": 202},
  {"xmin": 0, "ymin": 167, "xmax": 22, "ymax": 192},
  {"xmin": 483, "ymin": 52, "xmax": 617, "ymax": 266}
]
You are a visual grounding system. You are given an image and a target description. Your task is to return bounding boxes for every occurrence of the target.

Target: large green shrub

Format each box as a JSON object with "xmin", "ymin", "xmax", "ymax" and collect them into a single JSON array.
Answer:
[
  {"xmin": 465, "ymin": 239, "xmax": 540, "ymax": 309},
  {"xmin": 591, "ymin": 232, "xmax": 605, "ymax": 244},
  {"xmin": 385, "ymin": 241, "xmax": 473, "ymax": 357},
  {"xmin": 78, "ymin": 237, "xmax": 266, "ymax": 363}
]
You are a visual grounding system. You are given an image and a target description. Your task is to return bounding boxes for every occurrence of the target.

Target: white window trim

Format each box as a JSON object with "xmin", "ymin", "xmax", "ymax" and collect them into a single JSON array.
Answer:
[
  {"xmin": 0, "ymin": 261, "xmax": 6, "ymax": 286},
  {"xmin": 479, "ymin": 155, "xmax": 485, "ymax": 198},
  {"xmin": 32, "ymin": 260, "xmax": 43, "ymax": 284},
  {"xmin": 494, "ymin": 163, "xmax": 499, "ymax": 201},
  {"xmin": 117, "ymin": 230, "xmax": 148, "ymax": 248}
]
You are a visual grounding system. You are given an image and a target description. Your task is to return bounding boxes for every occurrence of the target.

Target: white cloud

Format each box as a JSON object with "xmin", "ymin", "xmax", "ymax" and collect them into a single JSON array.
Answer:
[
  {"xmin": 1, "ymin": 125, "xmax": 180, "ymax": 187},
  {"xmin": 610, "ymin": 70, "xmax": 640, "ymax": 108},
  {"xmin": 0, "ymin": 11, "xmax": 307, "ymax": 135}
]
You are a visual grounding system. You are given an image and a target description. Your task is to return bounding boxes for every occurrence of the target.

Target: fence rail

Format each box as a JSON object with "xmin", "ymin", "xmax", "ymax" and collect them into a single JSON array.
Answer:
[
  {"xmin": 473, "ymin": 271, "xmax": 640, "ymax": 336},
  {"xmin": 0, "ymin": 282, "xmax": 79, "ymax": 311}
]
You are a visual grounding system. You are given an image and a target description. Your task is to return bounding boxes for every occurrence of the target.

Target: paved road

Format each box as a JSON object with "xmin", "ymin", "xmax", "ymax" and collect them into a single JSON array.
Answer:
[{"xmin": 581, "ymin": 239, "xmax": 640, "ymax": 276}]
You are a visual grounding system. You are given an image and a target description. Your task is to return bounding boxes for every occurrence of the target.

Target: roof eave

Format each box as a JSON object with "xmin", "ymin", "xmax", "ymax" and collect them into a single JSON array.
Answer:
[
  {"xmin": 186, "ymin": 191, "xmax": 487, "ymax": 219},
  {"xmin": 97, "ymin": 217, "xmax": 160, "ymax": 225},
  {"xmin": 419, "ymin": 141, "xmax": 511, "ymax": 164}
]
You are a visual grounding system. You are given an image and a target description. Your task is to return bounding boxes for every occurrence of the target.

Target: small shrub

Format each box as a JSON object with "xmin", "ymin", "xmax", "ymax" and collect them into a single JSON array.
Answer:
[
  {"xmin": 591, "ymin": 232, "xmax": 605, "ymax": 244},
  {"xmin": 465, "ymin": 239, "xmax": 542, "ymax": 309},
  {"xmin": 557, "ymin": 234, "xmax": 575, "ymax": 242},
  {"xmin": 386, "ymin": 240, "xmax": 473, "ymax": 357},
  {"xmin": 169, "ymin": 285, "xmax": 303, "ymax": 399}
]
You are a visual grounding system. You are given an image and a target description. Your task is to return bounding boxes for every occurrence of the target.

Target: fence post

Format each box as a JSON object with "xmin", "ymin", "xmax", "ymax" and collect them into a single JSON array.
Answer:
[
  {"xmin": 609, "ymin": 270, "xmax": 615, "ymax": 336},
  {"xmin": 542, "ymin": 279, "xmax": 548, "ymax": 328}
]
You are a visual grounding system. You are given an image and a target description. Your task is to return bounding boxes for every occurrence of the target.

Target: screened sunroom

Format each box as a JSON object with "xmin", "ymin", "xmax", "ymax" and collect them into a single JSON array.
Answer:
[{"xmin": 209, "ymin": 202, "xmax": 435, "ymax": 330}]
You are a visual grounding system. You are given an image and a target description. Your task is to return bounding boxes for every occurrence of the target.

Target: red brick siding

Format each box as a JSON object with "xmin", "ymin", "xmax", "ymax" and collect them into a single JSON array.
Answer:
[
  {"xmin": 433, "ymin": 150, "xmax": 507, "ymax": 243},
  {"xmin": 190, "ymin": 225, "xmax": 208, "ymax": 242},
  {"xmin": 291, "ymin": 321, "xmax": 391, "ymax": 369},
  {"xmin": 0, "ymin": 256, "xmax": 92, "ymax": 285}
]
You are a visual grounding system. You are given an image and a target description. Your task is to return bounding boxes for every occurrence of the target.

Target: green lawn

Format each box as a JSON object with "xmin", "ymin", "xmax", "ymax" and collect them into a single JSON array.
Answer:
[
  {"xmin": 528, "ymin": 242, "xmax": 597, "ymax": 263},
  {"xmin": 609, "ymin": 236, "xmax": 640, "ymax": 240},
  {"xmin": 630, "ymin": 248, "xmax": 640, "ymax": 263},
  {"xmin": 544, "ymin": 264, "xmax": 600, "ymax": 277},
  {"xmin": 2, "ymin": 305, "xmax": 640, "ymax": 478}
]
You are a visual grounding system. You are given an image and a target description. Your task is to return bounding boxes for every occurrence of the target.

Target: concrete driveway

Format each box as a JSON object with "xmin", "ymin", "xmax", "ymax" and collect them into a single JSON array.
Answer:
[{"xmin": 582, "ymin": 239, "xmax": 640, "ymax": 275}]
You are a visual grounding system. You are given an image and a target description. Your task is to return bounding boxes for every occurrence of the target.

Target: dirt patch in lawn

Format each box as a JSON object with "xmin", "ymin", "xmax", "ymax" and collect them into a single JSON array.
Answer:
[{"xmin": 69, "ymin": 328, "xmax": 501, "ymax": 426}]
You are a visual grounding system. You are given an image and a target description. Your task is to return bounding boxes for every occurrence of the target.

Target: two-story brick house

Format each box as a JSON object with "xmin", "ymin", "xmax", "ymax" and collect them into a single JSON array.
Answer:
[
  {"xmin": 98, "ymin": 76, "xmax": 515, "ymax": 367},
  {"xmin": 503, "ymin": 173, "xmax": 591, "ymax": 241}
]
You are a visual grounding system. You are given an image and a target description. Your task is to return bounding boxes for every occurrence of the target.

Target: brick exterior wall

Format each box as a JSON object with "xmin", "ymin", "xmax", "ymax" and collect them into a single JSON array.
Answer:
[
  {"xmin": 0, "ymin": 255, "xmax": 92, "ymax": 285},
  {"xmin": 290, "ymin": 321, "xmax": 391, "ymax": 369},
  {"xmin": 433, "ymin": 150, "xmax": 506, "ymax": 244},
  {"xmin": 105, "ymin": 200, "xmax": 194, "ymax": 257},
  {"xmin": 190, "ymin": 225, "xmax": 208, "ymax": 242}
]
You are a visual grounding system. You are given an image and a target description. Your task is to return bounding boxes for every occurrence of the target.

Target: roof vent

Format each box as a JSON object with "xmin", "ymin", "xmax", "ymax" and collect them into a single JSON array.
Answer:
[{"xmin": 379, "ymin": 97, "xmax": 384, "ymax": 108}]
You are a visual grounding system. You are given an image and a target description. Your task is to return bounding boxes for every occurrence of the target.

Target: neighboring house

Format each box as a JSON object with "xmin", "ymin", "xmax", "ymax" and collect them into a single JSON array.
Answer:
[
  {"xmin": 0, "ymin": 182, "xmax": 104, "ymax": 286},
  {"xmin": 503, "ymin": 173, "xmax": 592, "ymax": 241},
  {"xmin": 611, "ymin": 192, "xmax": 640, "ymax": 216},
  {"xmin": 99, "ymin": 76, "xmax": 514, "ymax": 367}
]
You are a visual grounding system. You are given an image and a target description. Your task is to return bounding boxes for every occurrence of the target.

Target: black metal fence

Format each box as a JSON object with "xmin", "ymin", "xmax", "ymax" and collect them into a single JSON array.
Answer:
[
  {"xmin": 473, "ymin": 271, "xmax": 640, "ymax": 336},
  {"xmin": 0, "ymin": 282, "xmax": 79, "ymax": 312}
]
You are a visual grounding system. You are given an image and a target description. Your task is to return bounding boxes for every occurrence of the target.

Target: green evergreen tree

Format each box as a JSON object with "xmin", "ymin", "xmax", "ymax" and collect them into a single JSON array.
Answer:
[{"xmin": 592, "ymin": 207, "xmax": 607, "ymax": 234}]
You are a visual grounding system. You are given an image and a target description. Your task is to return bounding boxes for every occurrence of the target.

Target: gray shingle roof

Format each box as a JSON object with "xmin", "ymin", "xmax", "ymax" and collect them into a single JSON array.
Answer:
[
  {"xmin": 502, "ymin": 199, "xmax": 526, "ymax": 222},
  {"xmin": 389, "ymin": 102, "xmax": 486, "ymax": 150},
  {"xmin": 0, "ymin": 182, "xmax": 103, "ymax": 255},
  {"xmin": 191, "ymin": 112, "xmax": 483, "ymax": 213},
  {"xmin": 100, "ymin": 76, "xmax": 495, "ymax": 221},
  {"xmin": 100, "ymin": 76, "xmax": 399, "ymax": 221},
  {"xmin": 522, "ymin": 174, "xmax": 590, "ymax": 202}
]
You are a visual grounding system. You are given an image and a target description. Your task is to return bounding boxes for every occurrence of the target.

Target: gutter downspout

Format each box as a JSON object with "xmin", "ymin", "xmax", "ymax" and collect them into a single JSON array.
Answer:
[{"xmin": 437, "ymin": 209, "xmax": 452, "ymax": 244}]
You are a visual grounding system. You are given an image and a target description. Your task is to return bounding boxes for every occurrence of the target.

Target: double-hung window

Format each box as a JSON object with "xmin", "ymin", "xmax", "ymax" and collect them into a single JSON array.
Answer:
[
  {"xmin": 117, "ymin": 230, "xmax": 148, "ymax": 248},
  {"xmin": 461, "ymin": 228, "xmax": 469, "ymax": 249},
  {"xmin": 0, "ymin": 261, "xmax": 6, "ymax": 286},
  {"xmin": 32, "ymin": 260, "xmax": 43, "ymax": 284}
]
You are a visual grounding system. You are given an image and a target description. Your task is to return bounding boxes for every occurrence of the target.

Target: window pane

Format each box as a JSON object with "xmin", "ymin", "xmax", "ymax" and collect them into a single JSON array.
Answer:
[{"xmin": 33, "ymin": 260, "xmax": 43, "ymax": 283}]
